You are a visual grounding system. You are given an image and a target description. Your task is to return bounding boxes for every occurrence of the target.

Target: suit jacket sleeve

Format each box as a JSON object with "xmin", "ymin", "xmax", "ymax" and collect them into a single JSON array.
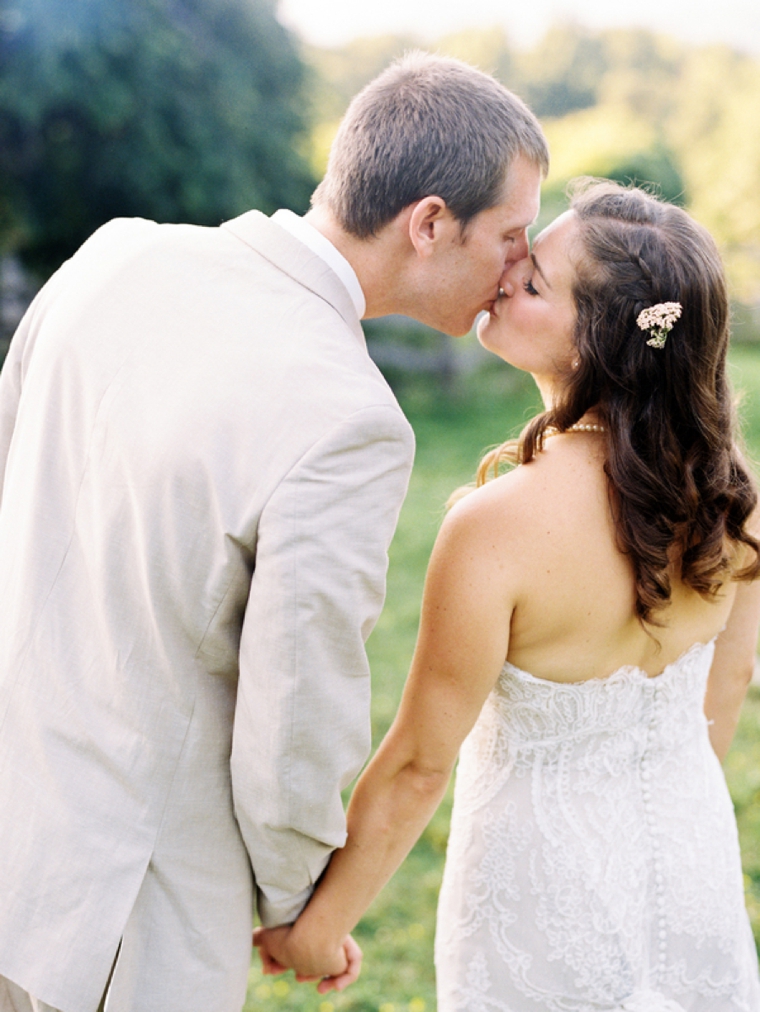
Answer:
[
  {"xmin": 0, "ymin": 304, "xmax": 37, "ymax": 499},
  {"xmin": 0, "ymin": 282, "xmax": 52, "ymax": 503},
  {"xmin": 0, "ymin": 262, "xmax": 73, "ymax": 501},
  {"xmin": 230, "ymin": 402, "xmax": 414, "ymax": 927}
]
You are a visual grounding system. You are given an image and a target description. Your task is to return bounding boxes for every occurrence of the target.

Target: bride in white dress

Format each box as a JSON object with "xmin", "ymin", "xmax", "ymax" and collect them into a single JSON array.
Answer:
[{"xmin": 254, "ymin": 180, "xmax": 760, "ymax": 1012}]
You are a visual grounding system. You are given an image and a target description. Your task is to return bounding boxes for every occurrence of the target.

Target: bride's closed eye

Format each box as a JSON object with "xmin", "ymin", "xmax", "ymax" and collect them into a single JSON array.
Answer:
[{"xmin": 523, "ymin": 278, "xmax": 539, "ymax": 296}]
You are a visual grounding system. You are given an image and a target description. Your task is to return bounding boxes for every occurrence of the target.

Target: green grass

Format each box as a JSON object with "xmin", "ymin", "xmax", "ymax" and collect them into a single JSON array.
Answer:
[
  {"xmin": 725, "ymin": 343, "xmax": 760, "ymax": 942},
  {"xmin": 730, "ymin": 344, "xmax": 760, "ymax": 456},
  {"xmin": 245, "ymin": 346, "xmax": 760, "ymax": 1011}
]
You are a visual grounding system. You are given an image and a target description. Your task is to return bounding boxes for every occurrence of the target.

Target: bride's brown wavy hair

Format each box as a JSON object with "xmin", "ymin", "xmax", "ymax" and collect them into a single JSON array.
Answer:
[{"xmin": 476, "ymin": 178, "xmax": 759, "ymax": 624}]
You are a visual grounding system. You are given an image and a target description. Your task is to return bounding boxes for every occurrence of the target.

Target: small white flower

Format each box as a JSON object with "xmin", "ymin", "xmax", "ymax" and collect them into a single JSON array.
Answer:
[{"xmin": 636, "ymin": 302, "xmax": 682, "ymax": 349}]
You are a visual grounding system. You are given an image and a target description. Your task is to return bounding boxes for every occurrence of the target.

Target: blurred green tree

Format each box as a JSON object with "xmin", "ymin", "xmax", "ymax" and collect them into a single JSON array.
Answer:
[
  {"xmin": 303, "ymin": 32, "xmax": 418, "ymax": 176},
  {"xmin": 515, "ymin": 23, "xmax": 607, "ymax": 118},
  {"xmin": 0, "ymin": 0, "xmax": 316, "ymax": 277},
  {"xmin": 668, "ymin": 45, "xmax": 760, "ymax": 302},
  {"xmin": 433, "ymin": 26, "xmax": 515, "ymax": 89}
]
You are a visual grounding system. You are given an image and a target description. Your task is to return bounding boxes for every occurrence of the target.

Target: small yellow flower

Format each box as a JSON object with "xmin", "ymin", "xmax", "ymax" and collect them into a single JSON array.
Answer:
[
  {"xmin": 255, "ymin": 984, "xmax": 271, "ymax": 999},
  {"xmin": 380, "ymin": 1003, "xmax": 395, "ymax": 1012},
  {"xmin": 409, "ymin": 999, "xmax": 426, "ymax": 1012},
  {"xmin": 272, "ymin": 979, "xmax": 290, "ymax": 998},
  {"xmin": 319, "ymin": 1003, "xmax": 335, "ymax": 1012}
]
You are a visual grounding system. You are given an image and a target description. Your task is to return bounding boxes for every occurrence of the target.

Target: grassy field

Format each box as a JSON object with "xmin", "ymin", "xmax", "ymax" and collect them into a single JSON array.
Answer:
[{"xmin": 245, "ymin": 344, "xmax": 760, "ymax": 1012}]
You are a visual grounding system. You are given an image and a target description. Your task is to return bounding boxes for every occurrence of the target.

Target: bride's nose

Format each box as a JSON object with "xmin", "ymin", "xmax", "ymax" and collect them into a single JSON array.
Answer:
[{"xmin": 499, "ymin": 256, "xmax": 531, "ymax": 298}]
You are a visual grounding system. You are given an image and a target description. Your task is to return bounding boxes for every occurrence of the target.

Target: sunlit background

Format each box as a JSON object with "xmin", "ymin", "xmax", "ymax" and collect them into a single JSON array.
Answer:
[
  {"xmin": 2, "ymin": 2, "xmax": 760, "ymax": 1009},
  {"xmin": 279, "ymin": 0, "xmax": 760, "ymax": 54}
]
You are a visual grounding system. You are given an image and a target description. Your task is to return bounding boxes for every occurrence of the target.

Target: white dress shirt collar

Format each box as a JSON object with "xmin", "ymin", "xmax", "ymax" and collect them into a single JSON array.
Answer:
[{"xmin": 271, "ymin": 209, "xmax": 366, "ymax": 319}]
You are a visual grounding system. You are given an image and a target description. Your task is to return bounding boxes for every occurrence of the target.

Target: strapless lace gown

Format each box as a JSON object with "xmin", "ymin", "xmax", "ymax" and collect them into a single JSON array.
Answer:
[{"xmin": 435, "ymin": 641, "xmax": 760, "ymax": 1012}]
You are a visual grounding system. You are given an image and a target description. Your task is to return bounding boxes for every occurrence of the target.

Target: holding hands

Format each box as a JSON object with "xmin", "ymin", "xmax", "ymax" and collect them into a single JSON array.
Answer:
[{"xmin": 253, "ymin": 923, "xmax": 363, "ymax": 994}]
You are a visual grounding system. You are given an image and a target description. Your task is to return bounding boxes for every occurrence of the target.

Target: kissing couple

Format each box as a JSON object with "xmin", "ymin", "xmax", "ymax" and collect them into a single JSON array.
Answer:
[{"xmin": 1, "ymin": 51, "xmax": 758, "ymax": 1012}]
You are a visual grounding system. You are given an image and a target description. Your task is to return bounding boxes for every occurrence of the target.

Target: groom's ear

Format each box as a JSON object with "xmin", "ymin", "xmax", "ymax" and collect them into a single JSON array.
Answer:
[{"xmin": 408, "ymin": 196, "xmax": 455, "ymax": 258}]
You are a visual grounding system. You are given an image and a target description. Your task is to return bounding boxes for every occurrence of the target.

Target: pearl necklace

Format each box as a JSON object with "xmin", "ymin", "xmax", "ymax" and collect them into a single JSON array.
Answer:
[
  {"xmin": 567, "ymin": 422, "xmax": 605, "ymax": 433},
  {"xmin": 545, "ymin": 422, "xmax": 606, "ymax": 437}
]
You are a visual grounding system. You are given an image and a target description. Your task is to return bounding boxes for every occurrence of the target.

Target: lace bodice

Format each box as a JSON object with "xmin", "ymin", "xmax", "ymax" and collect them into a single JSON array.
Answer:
[{"xmin": 435, "ymin": 641, "xmax": 760, "ymax": 1012}]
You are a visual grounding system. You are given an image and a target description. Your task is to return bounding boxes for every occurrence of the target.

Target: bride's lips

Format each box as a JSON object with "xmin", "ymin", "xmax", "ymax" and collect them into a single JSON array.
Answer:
[{"xmin": 485, "ymin": 288, "xmax": 507, "ymax": 314}]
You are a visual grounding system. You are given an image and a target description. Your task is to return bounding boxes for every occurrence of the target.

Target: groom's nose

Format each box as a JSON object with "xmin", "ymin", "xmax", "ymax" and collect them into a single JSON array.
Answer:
[
  {"xmin": 506, "ymin": 229, "xmax": 530, "ymax": 266},
  {"xmin": 499, "ymin": 255, "xmax": 530, "ymax": 298}
]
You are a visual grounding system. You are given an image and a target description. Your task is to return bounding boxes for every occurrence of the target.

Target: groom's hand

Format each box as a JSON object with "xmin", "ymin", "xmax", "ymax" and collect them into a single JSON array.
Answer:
[
  {"xmin": 253, "ymin": 925, "xmax": 362, "ymax": 993},
  {"xmin": 253, "ymin": 925, "xmax": 295, "ymax": 976}
]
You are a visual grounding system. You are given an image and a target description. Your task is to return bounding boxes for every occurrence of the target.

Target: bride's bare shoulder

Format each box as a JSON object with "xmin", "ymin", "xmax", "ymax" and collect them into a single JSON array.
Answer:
[
  {"xmin": 437, "ymin": 437, "xmax": 622, "ymax": 613},
  {"xmin": 455, "ymin": 436, "xmax": 607, "ymax": 519}
]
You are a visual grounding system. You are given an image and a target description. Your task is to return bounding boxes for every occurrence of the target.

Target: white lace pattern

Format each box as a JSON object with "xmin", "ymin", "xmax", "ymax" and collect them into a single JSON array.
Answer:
[{"xmin": 435, "ymin": 641, "xmax": 760, "ymax": 1011}]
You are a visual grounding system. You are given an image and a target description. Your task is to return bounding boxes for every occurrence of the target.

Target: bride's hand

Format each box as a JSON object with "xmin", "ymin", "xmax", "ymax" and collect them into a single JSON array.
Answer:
[
  {"xmin": 312, "ymin": 934, "xmax": 363, "ymax": 993},
  {"xmin": 253, "ymin": 925, "xmax": 363, "ymax": 993}
]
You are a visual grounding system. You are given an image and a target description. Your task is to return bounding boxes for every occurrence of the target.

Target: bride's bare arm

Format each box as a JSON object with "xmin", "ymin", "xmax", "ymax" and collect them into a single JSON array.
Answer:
[
  {"xmin": 256, "ymin": 486, "xmax": 518, "ymax": 984},
  {"xmin": 704, "ymin": 498, "xmax": 760, "ymax": 761},
  {"xmin": 704, "ymin": 576, "xmax": 760, "ymax": 761}
]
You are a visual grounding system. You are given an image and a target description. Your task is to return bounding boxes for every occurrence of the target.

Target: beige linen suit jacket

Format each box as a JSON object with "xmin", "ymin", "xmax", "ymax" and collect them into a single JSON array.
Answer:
[{"xmin": 0, "ymin": 211, "xmax": 414, "ymax": 1012}]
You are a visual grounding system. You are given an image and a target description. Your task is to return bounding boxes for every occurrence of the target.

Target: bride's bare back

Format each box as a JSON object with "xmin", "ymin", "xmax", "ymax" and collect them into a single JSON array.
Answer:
[{"xmin": 482, "ymin": 430, "xmax": 738, "ymax": 683}]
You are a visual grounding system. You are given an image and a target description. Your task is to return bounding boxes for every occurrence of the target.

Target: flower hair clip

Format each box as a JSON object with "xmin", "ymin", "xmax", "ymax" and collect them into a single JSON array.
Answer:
[{"xmin": 636, "ymin": 302, "xmax": 682, "ymax": 349}]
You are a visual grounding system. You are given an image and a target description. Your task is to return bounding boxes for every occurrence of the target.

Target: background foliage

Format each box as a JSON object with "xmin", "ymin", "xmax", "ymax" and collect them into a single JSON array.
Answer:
[
  {"xmin": 1, "ymin": 4, "xmax": 759, "ymax": 314},
  {"xmin": 0, "ymin": 0, "xmax": 316, "ymax": 274},
  {"xmin": 1, "ymin": 4, "xmax": 759, "ymax": 321}
]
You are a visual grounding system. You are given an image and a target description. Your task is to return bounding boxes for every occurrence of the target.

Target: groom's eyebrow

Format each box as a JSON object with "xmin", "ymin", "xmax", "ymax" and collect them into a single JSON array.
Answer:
[{"xmin": 531, "ymin": 253, "xmax": 551, "ymax": 289}]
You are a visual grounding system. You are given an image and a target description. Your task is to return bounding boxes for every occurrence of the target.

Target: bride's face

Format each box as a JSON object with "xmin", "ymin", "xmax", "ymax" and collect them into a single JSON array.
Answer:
[{"xmin": 478, "ymin": 210, "xmax": 579, "ymax": 397}]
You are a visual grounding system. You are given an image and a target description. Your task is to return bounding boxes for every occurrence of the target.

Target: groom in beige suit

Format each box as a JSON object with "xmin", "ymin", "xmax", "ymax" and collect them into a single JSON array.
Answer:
[{"xmin": 0, "ymin": 53, "xmax": 547, "ymax": 1012}]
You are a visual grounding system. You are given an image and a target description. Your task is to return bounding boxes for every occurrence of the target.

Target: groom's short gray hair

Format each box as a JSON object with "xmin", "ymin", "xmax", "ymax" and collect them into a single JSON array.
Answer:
[{"xmin": 311, "ymin": 50, "xmax": 549, "ymax": 237}]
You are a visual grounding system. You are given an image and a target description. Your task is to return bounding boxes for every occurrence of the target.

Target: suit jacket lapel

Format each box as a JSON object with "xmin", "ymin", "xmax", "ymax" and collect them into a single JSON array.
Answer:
[{"xmin": 222, "ymin": 211, "xmax": 366, "ymax": 347}]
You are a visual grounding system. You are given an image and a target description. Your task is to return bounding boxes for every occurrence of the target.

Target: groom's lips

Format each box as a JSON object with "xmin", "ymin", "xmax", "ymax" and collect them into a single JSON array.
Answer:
[
  {"xmin": 486, "ymin": 290, "xmax": 505, "ymax": 315},
  {"xmin": 485, "ymin": 289, "xmax": 504, "ymax": 313}
]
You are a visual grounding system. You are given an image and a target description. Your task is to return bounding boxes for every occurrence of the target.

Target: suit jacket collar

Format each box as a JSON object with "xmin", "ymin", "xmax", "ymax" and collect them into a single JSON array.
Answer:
[{"xmin": 222, "ymin": 210, "xmax": 366, "ymax": 347}]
